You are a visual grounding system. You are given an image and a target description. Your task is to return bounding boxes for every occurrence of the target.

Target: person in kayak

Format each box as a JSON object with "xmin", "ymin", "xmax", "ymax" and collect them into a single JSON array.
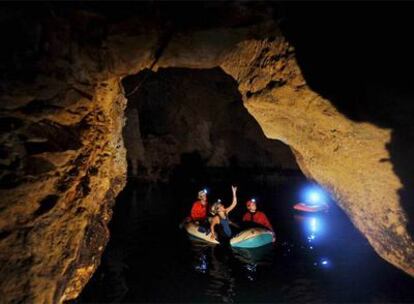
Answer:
[
  {"xmin": 180, "ymin": 188, "xmax": 210, "ymax": 230},
  {"xmin": 210, "ymin": 185, "xmax": 238, "ymax": 241},
  {"xmin": 242, "ymin": 199, "xmax": 274, "ymax": 231},
  {"xmin": 190, "ymin": 189, "xmax": 209, "ymax": 224}
]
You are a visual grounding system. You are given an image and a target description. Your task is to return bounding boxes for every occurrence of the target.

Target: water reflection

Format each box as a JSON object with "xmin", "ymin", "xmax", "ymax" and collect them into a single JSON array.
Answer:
[
  {"xmin": 207, "ymin": 246, "xmax": 236, "ymax": 303},
  {"xmin": 294, "ymin": 214, "xmax": 332, "ymax": 270},
  {"xmin": 79, "ymin": 182, "xmax": 414, "ymax": 303},
  {"xmin": 189, "ymin": 239, "xmax": 275, "ymax": 302},
  {"xmin": 233, "ymin": 244, "xmax": 273, "ymax": 282},
  {"xmin": 294, "ymin": 215, "xmax": 326, "ymax": 241},
  {"xmin": 190, "ymin": 240, "xmax": 211, "ymax": 274},
  {"xmin": 190, "ymin": 241, "xmax": 237, "ymax": 302}
]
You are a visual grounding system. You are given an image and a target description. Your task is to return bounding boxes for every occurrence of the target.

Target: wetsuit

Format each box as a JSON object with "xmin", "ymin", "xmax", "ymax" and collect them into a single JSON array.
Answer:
[
  {"xmin": 242, "ymin": 211, "xmax": 273, "ymax": 230},
  {"xmin": 210, "ymin": 214, "xmax": 232, "ymax": 242},
  {"xmin": 219, "ymin": 217, "xmax": 232, "ymax": 238}
]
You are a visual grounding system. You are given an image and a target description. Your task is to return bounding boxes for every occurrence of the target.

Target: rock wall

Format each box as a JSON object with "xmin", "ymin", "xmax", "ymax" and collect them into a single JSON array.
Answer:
[
  {"xmin": 0, "ymin": 8, "xmax": 132, "ymax": 303},
  {"xmin": 0, "ymin": 2, "xmax": 413, "ymax": 303},
  {"xmin": 0, "ymin": 75, "xmax": 127, "ymax": 302}
]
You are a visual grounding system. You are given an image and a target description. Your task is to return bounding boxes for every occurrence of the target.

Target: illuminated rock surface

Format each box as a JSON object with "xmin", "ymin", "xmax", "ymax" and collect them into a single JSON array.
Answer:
[{"xmin": 0, "ymin": 3, "xmax": 413, "ymax": 303}]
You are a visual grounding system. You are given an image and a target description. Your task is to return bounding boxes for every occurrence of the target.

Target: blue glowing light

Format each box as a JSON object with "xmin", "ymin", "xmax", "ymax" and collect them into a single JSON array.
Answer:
[
  {"xmin": 204, "ymin": 188, "xmax": 208, "ymax": 194},
  {"xmin": 195, "ymin": 254, "xmax": 208, "ymax": 273},
  {"xmin": 251, "ymin": 198, "xmax": 256, "ymax": 203},
  {"xmin": 301, "ymin": 185, "xmax": 328, "ymax": 206},
  {"xmin": 309, "ymin": 192, "xmax": 320, "ymax": 204},
  {"xmin": 310, "ymin": 218, "xmax": 317, "ymax": 232},
  {"xmin": 301, "ymin": 216, "xmax": 327, "ymax": 241},
  {"xmin": 320, "ymin": 258, "xmax": 331, "ymax": 267},
  {"xmin": 313, "ymin": 258, "xmax": 331, "ymax": 268}
]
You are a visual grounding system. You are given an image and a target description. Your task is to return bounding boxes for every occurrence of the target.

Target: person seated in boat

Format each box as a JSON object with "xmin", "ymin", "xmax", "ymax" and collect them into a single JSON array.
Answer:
[
  {"xmin": 190, "ymin": 189, "xmax": 209, "ymax": 225},
  {"xmin": 242, "ymin": 199, "xmax": 274, "ymax": 231},
  {"xmin": 209, "ymin": 186, "xmax": 238, "ymax": 241},
  {"xmin": 180, "ymin": 188, "xmax": 210, "ymax": 232}
]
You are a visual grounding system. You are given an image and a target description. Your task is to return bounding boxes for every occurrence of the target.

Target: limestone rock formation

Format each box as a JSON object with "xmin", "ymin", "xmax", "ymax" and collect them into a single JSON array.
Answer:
[
  {"xmin": 1, "ymin": 2, "xmax": 413, "ymax": 303},
  {"xmin": 0, "ymin": 9, "xmax": 130, "ymax": 302},
  {"xmin": 0, "ymin": 77, "xmax": 127, "ymax": 302}
]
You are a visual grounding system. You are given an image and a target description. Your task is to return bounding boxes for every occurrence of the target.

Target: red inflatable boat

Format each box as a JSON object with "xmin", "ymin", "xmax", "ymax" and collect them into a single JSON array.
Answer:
[{"xmin": 293, "ymin": 202, "xmax": 329, "ymax": 213}]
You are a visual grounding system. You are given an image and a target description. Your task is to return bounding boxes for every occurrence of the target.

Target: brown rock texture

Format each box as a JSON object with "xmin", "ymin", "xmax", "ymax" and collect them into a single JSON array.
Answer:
[
  {"xmin": 0, "ymin": 9, "xmax": 132, "ymax": 302},
  {"xmin": 1, "ymin": 2, "xmax": 413, "ymax": 303},
  {"xmin": 0, "ymin": 76, "xmax": 127, "ymax": 303}
]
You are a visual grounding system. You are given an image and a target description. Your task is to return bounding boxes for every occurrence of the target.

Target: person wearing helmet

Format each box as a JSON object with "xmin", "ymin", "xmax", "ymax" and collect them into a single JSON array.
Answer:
[
  {"xmin": 242, "ymin": 199, "xmax": 274, "ymax": 231},
  {"xmin": 179, "ymin": 188, "xmax": 210, "ymax": 231},
  {"xmin": 190, "ymin": 189, "xmax": 209, "ymax": 224},
  {"xmin": 210, "ymin": 185, "xmax": 238, "ymax": 241}
]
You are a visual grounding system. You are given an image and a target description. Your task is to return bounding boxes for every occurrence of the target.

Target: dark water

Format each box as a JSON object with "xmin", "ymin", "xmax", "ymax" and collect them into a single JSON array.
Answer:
[{"xmin": 79, "ymin": 171, "xmax": 414, "ymax": 303}]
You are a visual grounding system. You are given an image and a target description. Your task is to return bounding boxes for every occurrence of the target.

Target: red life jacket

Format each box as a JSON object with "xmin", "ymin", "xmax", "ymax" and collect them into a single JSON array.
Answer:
[
  {"xmin": 190, "ymin": 200, "xmax": 208, "ymax": 221},
  {"xmin": 242, "ymin": 211, "xmax": 273, "ymax": 230}
]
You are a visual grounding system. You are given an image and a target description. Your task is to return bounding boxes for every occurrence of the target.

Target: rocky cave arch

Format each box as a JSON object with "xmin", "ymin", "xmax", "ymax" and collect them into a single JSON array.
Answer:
[
  {"xmin": 0, "ymin": 2, "xmax": 413, "ymax": 303},
  {"xmin": 121, "ymin": 67, "xmax": 298, "ymax": 184}
]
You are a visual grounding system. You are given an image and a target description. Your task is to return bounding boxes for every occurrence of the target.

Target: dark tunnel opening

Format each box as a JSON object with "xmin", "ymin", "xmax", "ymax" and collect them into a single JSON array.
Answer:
[
  {"xmin": 122, "ymin": 67, "xmax": 300, "ymax": 182},
  {"xmin": 120, "ymin": 67, "xmax": 303, "ymax": 226}
]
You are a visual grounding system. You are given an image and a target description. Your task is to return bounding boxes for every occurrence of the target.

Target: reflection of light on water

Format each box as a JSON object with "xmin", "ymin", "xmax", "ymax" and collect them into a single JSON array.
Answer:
[
  {"xmin": 303, "ymin": 217, "xmax": 320, "ymax": 243},
  {"xmin": 245, "ymin": 263, "xmax": 257, "ymax": 281},
  {"xmin": 294, "ymin": 214, "xmax": 333, "ymax": 269},
  {"xmin": 310, "ymin": 218, "xmax": 317, "ymax": 232},
  {"xmin": 313, "ymin": 258, "xmax": 331, "ymax": 268},
  {"xmin": 303, "ymin": 216, "xmax": 325, "ymax": 241},
  {"xmin": 194, "ymin": 253, "xmax": 208, "ymax": 273},
  {"xmin": 233, "ymin": 245, "xmax": 273, "ymax": 282},
  {"xmin": 206, "ymin": 248, "xmax": 236, "ymax": 303}
]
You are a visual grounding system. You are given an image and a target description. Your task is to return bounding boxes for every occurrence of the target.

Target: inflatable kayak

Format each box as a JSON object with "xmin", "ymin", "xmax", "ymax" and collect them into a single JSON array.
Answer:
[
  {"xmin": 184, "ymin": 222, "xmax": 219, "ymax": 244},
  {"xmin": 230, "ymin": 227, "xmax": 274, "ymax": 248},
  {"xmin": 293, "ymin": 202, "xmax": 329, "ymax": 213}
]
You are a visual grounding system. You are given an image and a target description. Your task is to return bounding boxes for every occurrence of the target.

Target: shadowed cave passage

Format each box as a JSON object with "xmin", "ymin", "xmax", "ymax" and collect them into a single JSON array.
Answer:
[
  {"xmin": 78, "ymin": 67, "xmax": 414, "ymax": 303},
  {"xmin": 121, "ymin": 67, "xmax": 298, "ymax": 183}
]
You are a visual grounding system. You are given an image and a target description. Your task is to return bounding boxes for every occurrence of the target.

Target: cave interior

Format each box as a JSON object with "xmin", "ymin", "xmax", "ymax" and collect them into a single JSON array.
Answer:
[{"xmin": 1, "ymin": 2, "xmax": 414, "ymax": 303}]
